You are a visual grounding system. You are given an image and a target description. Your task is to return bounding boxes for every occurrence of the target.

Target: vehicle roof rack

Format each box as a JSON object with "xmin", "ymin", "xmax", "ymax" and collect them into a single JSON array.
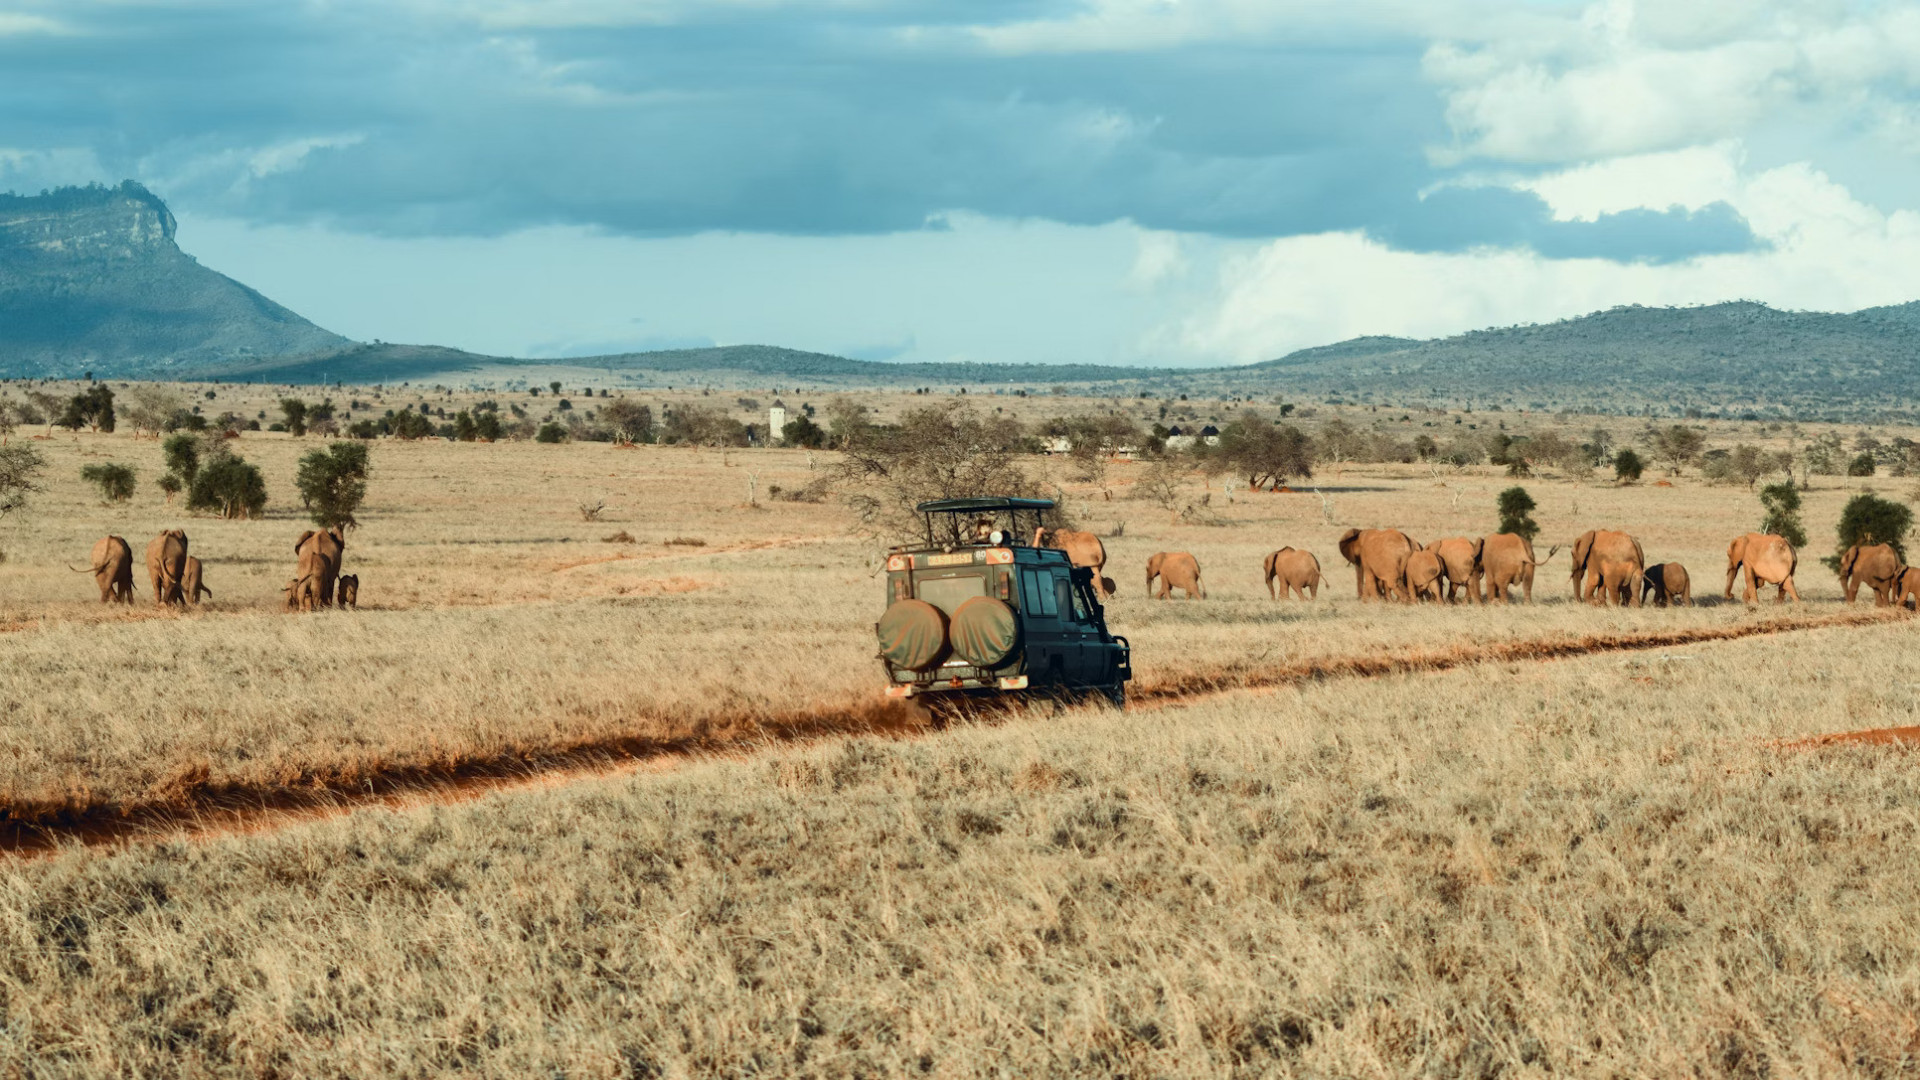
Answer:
[{"xmin": 914, "ymin": 497, "xmax": 1056, "ymax": 513}]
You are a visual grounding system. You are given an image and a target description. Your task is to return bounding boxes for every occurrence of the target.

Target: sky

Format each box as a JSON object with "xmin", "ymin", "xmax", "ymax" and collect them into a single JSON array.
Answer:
[{"xmin": 6, "ymin": 0, "xmax": 1920, "ymax": 366}]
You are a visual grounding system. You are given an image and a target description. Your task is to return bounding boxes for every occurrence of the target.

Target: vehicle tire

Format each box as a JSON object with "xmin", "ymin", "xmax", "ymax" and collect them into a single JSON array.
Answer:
[
  {"xmin": 949, "ymin": 596, "xmax": 1019, "ymax": 668},
  {"xmin": 1101, "ymin": 683, "xmax": 1126, "ymax": 709},
  {"xmin": 877, "ymin": 599, "xmax": 948, "ymax": 671}
]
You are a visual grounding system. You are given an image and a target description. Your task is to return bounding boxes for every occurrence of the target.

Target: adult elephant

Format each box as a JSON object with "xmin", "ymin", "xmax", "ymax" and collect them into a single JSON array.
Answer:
[
  {"xmin": 1426, "ymin": 537, "xmax": 1483, "ymax": 603},
  {"xmin": 145, "ymin": 530, "xmax": 189, "ymax": 608},
  {"xmin": 1479, "ymin": 533, "xmax": 1537, "ymax": 603},
  {"xmin": 1838, "ymin": 543, "xmax": 1902, "ymax": 605},
  {"xmin": 70, "ymin": 535, "xmax": 135, "ymax": 603},
  {"xmin": 1146, "ymin": 552, "xmax": 1205, "ymax": 599},
  {"xmin": 1570, "ymin": 529, "xmax": 1645, "ymax": 607},
  {"xmin": 1035, "ymin": 527, "xmax": 1112, "ymax": 596},
  {"xmin": 1337, "ymin": 528, "xmax": 1417, "ymax": 601},
  {"xmin": 1726, "ymin": 533, "xmax": 1801, "ymax": 603},
  {"xmin": 1263, "ymin": 547, "xmax": 1320, "ymax": 600},
  {"xmin": 295, "ymin": 527, "xmax": 347, "ymax": 607}
]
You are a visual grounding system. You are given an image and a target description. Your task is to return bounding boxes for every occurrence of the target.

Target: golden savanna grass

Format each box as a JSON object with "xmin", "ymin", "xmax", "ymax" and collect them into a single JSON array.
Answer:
[{"xmin": 0, "ymin": 396, "xmax": 1917, "ymax": 1075}]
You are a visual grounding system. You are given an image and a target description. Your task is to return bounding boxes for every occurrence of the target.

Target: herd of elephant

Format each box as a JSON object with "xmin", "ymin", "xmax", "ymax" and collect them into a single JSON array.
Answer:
[
  {"xmin": 1040, "ymin": 526, "xmax": 1920, "ymax": 607},
  {"xmin": 71, "ymin": 528, "xmax": 361, "ymax": 612}
]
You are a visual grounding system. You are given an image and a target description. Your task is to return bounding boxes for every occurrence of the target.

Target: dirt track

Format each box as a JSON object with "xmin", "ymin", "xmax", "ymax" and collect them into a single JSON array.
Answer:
[{"xmin": 3, "ymin": 607, "xmax": 1909, "ymax": 859}]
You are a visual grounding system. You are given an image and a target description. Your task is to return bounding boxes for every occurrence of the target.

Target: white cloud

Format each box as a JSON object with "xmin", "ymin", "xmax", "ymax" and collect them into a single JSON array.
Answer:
[
  {"xmin": 0, "ymin": 13, "xmax": 68, "ymax": 36},
  {"xmin": 1428, "ymin": 0, "xmax": 1920, "ymax": 166},
  {"xmin": 246, "ymin": 134, "xmax": 365, "ymax": 180},
  {"xmin": 1169, "ymin": 154, "xmax": 1920, "ymax": 363},
  {"xmin": 0, "ymin": 147, "xmax": 109, "ymax": 190}
]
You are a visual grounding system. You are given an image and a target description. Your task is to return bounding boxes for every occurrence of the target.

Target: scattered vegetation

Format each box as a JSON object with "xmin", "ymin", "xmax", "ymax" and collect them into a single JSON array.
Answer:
[
  {"xmin": 1613, "ymin": 448, "xmax": 1645, "ymax": 482},
  {"xmin": 833, "ymin": 402, "xmax": 1041, "ymax": 542},
  {"xmin": 295, "ymin": 442, "xmax": 371, "ymax": 530},
  {"xmin": 187, "ymin": 454, "xmax": 268, "ymax": 519},
  {"xmin": 1758, "ymin": 483, "xmax": 1808, "ymax": 549},
  {"xmin": 1496, "ymin": 486, "xmax": 1539, "ymax": 540},
  {"xmin": 79, "ymin": 462, "xmax": 136, "ymax": 503},
  {"xmin": 1830, "ymin": 493, "xmax": 1913, "ymax": 569}
]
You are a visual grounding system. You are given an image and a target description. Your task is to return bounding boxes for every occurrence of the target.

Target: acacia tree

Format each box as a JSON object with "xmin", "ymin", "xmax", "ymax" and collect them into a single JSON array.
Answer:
[
  {"xmin": 0, "ymin": 444, "xmax": 45, "ymax": 517},
  {"xmin": 1758, "ymin": 483, "xmax": 1807, "ymax": 549},
  {"xmin": 1496, "ymin": 486, "xmax": 1539, "ymax": 540},
  {"xmin": 296, "ymin": 441, "xmax": 371, "ymax": 530},
  {"xmin": 1216, "ymin": 412, "xmax": 1313, "ymax": 490},
  {"xmin": 1650, "ymin": 425, "xmax": 1706, "ymax": 475},
  {"xmin": 833, "ymin": 402, "xmax": 1038, "ymax": 543},
  {"xmin": 601, "ymin": 399, "xmax": 654, "ymax": 445},
  {"xmin": 1828, "ymin": 493, "xmax": 1913, "ymax": 572}
]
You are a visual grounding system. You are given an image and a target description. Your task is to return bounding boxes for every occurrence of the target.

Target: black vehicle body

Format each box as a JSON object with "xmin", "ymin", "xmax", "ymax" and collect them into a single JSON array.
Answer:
[{"xmin": 877, "ymin": 498, "xmax": 1131, "ymax": 705}]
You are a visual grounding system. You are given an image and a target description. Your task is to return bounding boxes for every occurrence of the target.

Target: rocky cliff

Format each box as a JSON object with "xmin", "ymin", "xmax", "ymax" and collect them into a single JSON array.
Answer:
[{"xmin": 0, "ymin": 181, "xmax": 347, "ymax": 375}]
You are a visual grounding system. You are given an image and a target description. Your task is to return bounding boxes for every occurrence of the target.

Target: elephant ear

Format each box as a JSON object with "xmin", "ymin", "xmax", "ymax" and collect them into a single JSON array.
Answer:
[
  {"xmin": 1470, "ymin": 537, "xmax": 1484, "ymax": 561},
  {"xmin": 295, "ymin": 530, "xmax": 315, "ymax": 555},
  {"xmin": 1337, "ymin": 529, "xmax": 1362, "ymax": 563}
]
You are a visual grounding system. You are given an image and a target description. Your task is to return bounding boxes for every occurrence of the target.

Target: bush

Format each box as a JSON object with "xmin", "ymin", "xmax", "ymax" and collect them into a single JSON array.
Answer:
[
  {"xmin": 1758, "ymin": 483, "xmax": 1808, "ymax": 549},
  {"xmin": 389, "ymin": 410, "xmax": 435, "ymax": 440},
  {"xmin": 280, "ymin": 399, "xmax": 308, "ymax": 437},
  {"xmin": 295, "ymin": 442, "xmax": 371, "ymax": 530},
  {"xmin": 1848, "ymin": 453, "xmax": 1876, "ymax": 477},
  {"xmin": 781, "ymin": 413, "xmax": 826, "ymax": 449},
  {"xmin": 162, "ymin": 433, "xmax": 200, "ymax": 483},
  {"xmin": 1831, "ymin": 493, "xmax": 1913, "ymax": 570},
  {"xmin": 158, "ymin": 473, "xmax": 182, "ymax": 502},
  {"xmin": 58, "ymin": 385, "xmax": 115, "ymax": 432},
  {"xmin": 1496, "ymin": 486, "xmax": 1539, "ymax": 540},
  {"xmin": 535, "ymin": 422, "xmax": 569, "ymax": 444},
  {"xmin": 0, "ymin": 445, "xmax": 44, "ymax": 517},
  {"xmin": 1215, "ymin": 413, "xmax": 1312, "ymax": 489},
  {"xmin": 187, "ymin": 456, "xmax": 267, "ymax": 519},
  {"xmin": 474, "ymin": 411, "xmax": 503, "ymax": 441},
  {"xmin": 832, "ymin": 402, "xmax": 1040, "ymax": 543},
  {"xmin": 80, "ymin": 462, "xmax": 136, "ymax": 503},
  {"xmin": 1613, "ymin": 448, "xmax": 1645, "ymax": 482}
]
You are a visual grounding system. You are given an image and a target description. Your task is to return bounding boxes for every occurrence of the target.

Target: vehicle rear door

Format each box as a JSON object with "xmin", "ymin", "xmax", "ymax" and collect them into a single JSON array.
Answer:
[
  {"xmin": 1018, "ymin": 563, "xmax": 1068, "ymax": 685},
  {"xmin": 1051, "ymin": 568, "xmax": 1095, "ymax": 684}
]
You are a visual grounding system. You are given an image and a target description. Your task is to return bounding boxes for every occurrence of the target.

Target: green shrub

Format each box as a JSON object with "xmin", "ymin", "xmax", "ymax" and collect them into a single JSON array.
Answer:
[
  {"xmin": 295, "ymin": 442, "xmax": 371, "ymax": 530},
  {"xmin": 1496, "ymin": 486, "xmax": 1539, "ymax": 540},
  {"xmin": 80, "ymin": 462, "xmax": 136, "ymax": 503},
  {"xmin": 280, "ymin": 398, "xmax": 309, "ymax": 437},
  {"xmin": 1613, "ymin": 448, "xmax": 1645, "ymax": 482},
  {"xmin": 187, "ymin": 456, "xmax": 267, "ymax": 519},
  {"xmin": 162, "ymin": 433, "xmax": 200, "ymax": 483},
  {"xmin": 1828, "ymin": 493, "xmax": 1913, "ymax": 572},
  {"xmin": 1848, "ymin": 453, "xmax": 1876, "ymax": 477},
  {"xmin": 535, "ymin": 422, "xmax": 569, "ymax": 444},
  {"xmin": 1758, "ymin": 482, "xmax": 1807, "ymax": 549}
]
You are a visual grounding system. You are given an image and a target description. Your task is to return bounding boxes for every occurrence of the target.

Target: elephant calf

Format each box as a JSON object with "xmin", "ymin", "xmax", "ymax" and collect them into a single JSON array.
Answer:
[
  {"xmin": 1405, "ymin": 549, "xmax": 1448, "ymax": 601},
  {"xmin": 1263, "ymin": 547, "xmax": 1320, "ymax": 600},
  {"xmin": 1641, "ymin": 562, "xmax": 1691, "ymax": 607},
  {"xmin": 182, "ymin": 556, "xmax": 212, "ymax": 605},
  {"xmin": 338, "ymin": 574, "xmax": 359, "ymax": 609},
  {"xmin": 1146, "ymin": 551, "xmax": 1205, "ymax": 599},
  {"xmin": 1892, "ymin": 567, "xmax": 1920, "ymax": 611}
]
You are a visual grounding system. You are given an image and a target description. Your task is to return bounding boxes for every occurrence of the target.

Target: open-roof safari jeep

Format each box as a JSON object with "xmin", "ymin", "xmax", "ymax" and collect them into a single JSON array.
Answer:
[{"xmin": 878, "ymin": 498, "xmax": 1132, "ymax": 707}]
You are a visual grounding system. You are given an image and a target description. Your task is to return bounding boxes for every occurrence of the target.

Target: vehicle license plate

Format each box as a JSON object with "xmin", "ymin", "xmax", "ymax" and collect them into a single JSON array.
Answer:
[{"xmin": 926, "ymin": 552, "xmax": 975, "ymax": 567}]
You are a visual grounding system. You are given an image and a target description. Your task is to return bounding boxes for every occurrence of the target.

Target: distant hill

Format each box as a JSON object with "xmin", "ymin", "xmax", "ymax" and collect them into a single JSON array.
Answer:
[
  {"xmin": 5, "ymin": 182, "xmax": 1920, "ymax": 419},
  {"xmin": 0, "ymin": 182, "xmax": 347, "ymax": 375},
  {"xmin": 1226, "ymin": 302, "xmax": 1920, "ymax": 417},
  {"xmin": 203, "ymin": 341, "xmax": 1162, "ymax": 388}
]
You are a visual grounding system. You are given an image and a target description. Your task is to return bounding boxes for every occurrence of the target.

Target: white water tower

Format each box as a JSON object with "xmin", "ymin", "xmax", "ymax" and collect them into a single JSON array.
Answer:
[{"xmin": 768, "ymin": 404, "xmax": 788, "ymax": 444}]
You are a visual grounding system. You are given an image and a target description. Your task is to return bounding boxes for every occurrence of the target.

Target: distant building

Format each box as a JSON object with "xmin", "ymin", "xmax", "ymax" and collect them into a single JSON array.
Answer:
[{"xmin": 768, "ymin": 405, "xmax": 788, "ymax": 443}]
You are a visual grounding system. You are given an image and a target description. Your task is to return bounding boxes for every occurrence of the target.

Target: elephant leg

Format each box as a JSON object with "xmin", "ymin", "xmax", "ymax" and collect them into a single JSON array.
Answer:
[
  {"xmin": 1781, "ymin": 576, "xmax": 1801, "ymax": 603},
  {"xmin": 1725, "ymin": 564, "xmax": 1740, "ymax": 600},
  {"xmin": 1630, "ymin": 570, "xmax": 1643, "ymax": 608},
  {"xmin": 1744, "ymin": 566, "xmax": 1760, "ymax": 604}
]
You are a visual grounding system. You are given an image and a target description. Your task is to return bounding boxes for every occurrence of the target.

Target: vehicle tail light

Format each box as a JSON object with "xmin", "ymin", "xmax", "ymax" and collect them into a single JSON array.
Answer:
[
  {"xmin": 984, "ymin": 548, "xmax": 1013, "ymax": 564},
  {"xmin": 892, "ymin": 578, "xmax": 909, "ymax": 601},
  {"xmin": 997, "ymin": 675, "xmax": 1029, "ymax": 690},
  {"xmin": 885, "ymin": 684, "xmax": 915, "ymax": 698},
  {"xmin": 886, "ymin": 554, "xmax": 910, "ymax": 571},
  {"xmin": 995, "ymin": 571, "xmax": 1011, "ymax": 600}
]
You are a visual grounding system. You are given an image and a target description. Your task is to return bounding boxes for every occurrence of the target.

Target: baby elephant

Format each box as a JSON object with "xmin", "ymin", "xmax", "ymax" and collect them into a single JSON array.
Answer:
[
  {"xmin": 1263, "ymin": 547, "xmax": 1321, "ymax": 600},
  {"xmin": 1145, "ymin": 551, "xmax": 1205, "ymax": 599},
  {"xmin": 1405, "ymin": 548, "xmax": 1448, "ymax": 601},
  {"xmin": 284, "ymin": 575, "xmax": 319, "ymax": 612},
  {"xmin": 1642, "ymin": 562, "xmax": 1692, "ymax": 607},
  {"xmin": 1892, "ymin": 566, "xmax": 1920, "ymax": 611},
  {"xmin": 182, "ymin": 556, "xmax": 213, "ymax": 605},
  {"xmin": 337, "ymin": 574, "xmax": 359, "ymax": 609}
]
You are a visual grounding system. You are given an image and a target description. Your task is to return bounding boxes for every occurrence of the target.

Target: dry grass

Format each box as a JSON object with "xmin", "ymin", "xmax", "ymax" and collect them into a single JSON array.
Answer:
[
  {"xmin": 1, "ymin": 404, "xmax": 1918, "ymax": 1074},
  {"xmin": 2, "ymin": 621, "xmax": 1917, "ymax": 1075}
]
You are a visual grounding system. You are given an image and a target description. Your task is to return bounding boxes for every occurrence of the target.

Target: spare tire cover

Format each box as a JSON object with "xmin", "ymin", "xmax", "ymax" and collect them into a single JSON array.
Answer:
[
  {"xmin": 950, "ymin": 596, "xmax": 1019, "ymax": 668},
  {"xmin": 877, "ymin": 599, "xmax": 948, "ymax": 670}
]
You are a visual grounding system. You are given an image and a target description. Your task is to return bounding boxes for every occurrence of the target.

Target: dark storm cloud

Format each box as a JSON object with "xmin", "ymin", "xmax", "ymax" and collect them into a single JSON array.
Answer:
[{"xmin": 0, "ymin": 1, "xmax": 1758, "ymax": 262}]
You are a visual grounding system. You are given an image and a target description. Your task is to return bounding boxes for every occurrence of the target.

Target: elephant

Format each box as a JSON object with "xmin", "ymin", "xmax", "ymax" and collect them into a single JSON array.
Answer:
[
  {"xmin": 1263, "ymin": 547, "xmax": 1321, "ymax": 600},
  {"xmin": 1426, "ymin": 537, "xmax": 1484, "ymax": 603},
  {"xmin": 1641, "ymin": 562, "xmax": 1691, "ymax": 607},
  {"xmin": 1146, "ymin": 552, "xmax": 1205, "ymax": 599},
  {"xmin": 284, "ymin": 575, "xmax": 320, "ymax": 612},
  {"xmin": 1892, "ymin": 567, "xmax": 1920, "ymax": 610},
  {"xmin": 1838, "ymin": 543, "xmax": 1902, "ymax": 605},
  {"xmin": 1034, "ymin": 527, "xmax": 1113, "ymax": 596},
  {"xmin": 1404, "ymin": 549, "xmax": 1448, "ymax": 601},
  {"xmin": 145, "ymin": 529, "xmax": 189, "ymax": 608},
  {"xmin": 294, "ymin": 527, "xmax": 347, "ymax": 608},
  {"xmin": 1725, "ymin": 532, "xmax": 1801, "ymax": 603},
  {"xmin": 1337, "ymin": 528, "xmax": 1418, "ymax": 601},
  {"xmin": 1569, "ymin": 529, "xmax": 1645, "ymax": 607},
  {"xmin": 182, "ymin": 556, "xmax": 212, "ymax": 605},
  {"xmin": 70, "ymin": 535, "xmax": 135, "ymax": 603},
  {"xmin": 337, "ymin": 574, "xmax": 359, "ymax": 609},
  {"xmin": 1479, "ymin": 533, "xmax": 1537, "ymax": 603}
]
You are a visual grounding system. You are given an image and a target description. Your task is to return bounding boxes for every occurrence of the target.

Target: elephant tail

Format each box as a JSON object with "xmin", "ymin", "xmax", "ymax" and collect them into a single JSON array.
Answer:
[{"xmin": 68, "ymin": 562, "xmax": 104, "ymax": 574}]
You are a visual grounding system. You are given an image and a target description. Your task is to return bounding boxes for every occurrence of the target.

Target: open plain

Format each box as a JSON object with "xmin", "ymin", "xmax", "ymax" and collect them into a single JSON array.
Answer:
[{"xmin": 0, "ymin": 401, "xmax": 1917, "ymax": 1076}]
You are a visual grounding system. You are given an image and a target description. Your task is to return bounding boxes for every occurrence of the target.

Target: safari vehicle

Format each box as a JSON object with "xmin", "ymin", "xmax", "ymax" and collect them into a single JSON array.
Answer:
[{"xmin": 877, "ymin": 497, "xmax": 1131, "ymax": 707}]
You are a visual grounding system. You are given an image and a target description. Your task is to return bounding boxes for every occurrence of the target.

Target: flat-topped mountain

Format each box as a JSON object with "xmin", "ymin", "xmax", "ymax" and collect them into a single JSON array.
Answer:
[{"xmin": 0, "ymin": 182, "xmax": 347, "ymax": 375}]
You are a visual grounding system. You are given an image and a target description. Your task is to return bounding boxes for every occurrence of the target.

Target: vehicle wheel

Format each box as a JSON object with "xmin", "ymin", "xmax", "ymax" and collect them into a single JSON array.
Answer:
[{"xmin": 1101, "ymin": 683, "xmax": 1126, "ymax": 709}]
